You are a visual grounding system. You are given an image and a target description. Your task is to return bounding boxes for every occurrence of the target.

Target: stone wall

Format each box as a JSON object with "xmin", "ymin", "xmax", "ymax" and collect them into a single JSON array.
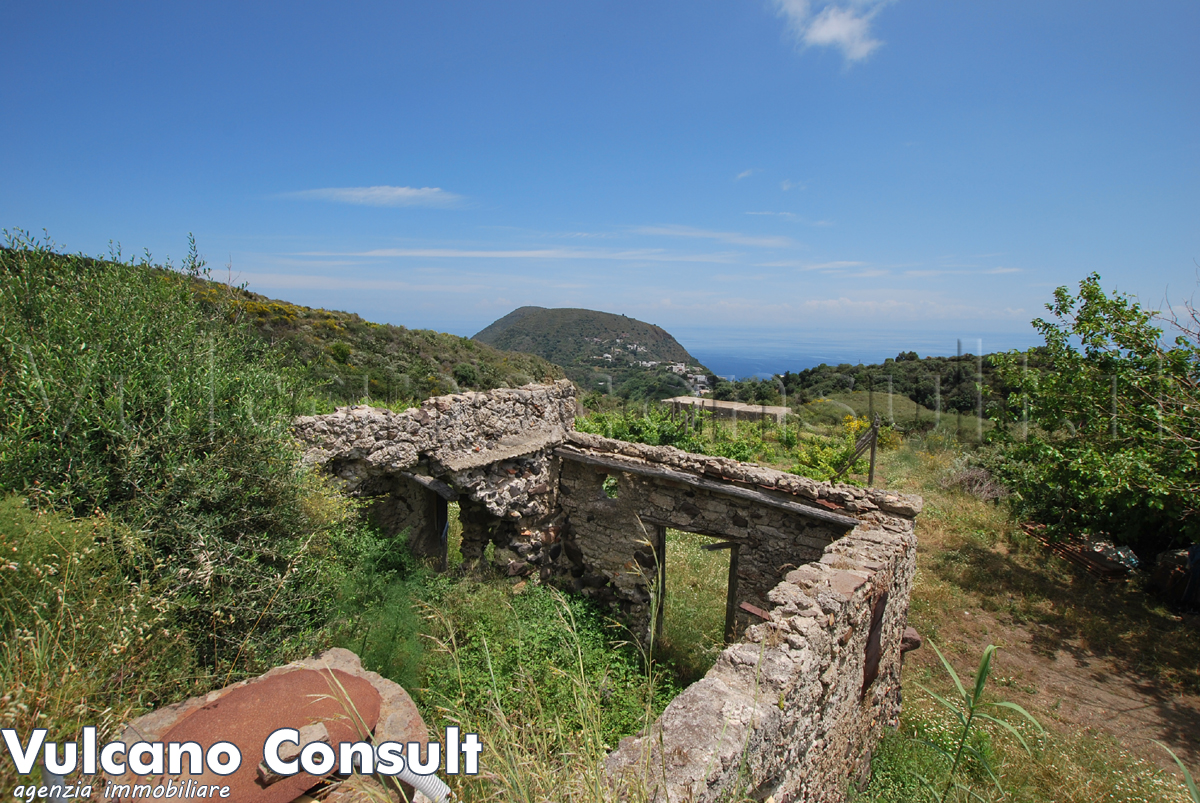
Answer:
[
  {"xmin": 294, "ymin": 381, "xmax": 922, "ymax": 803},
  {"xmin": 294, "ymin": 379, "xmax": 577, "ymax": 505},
  {"xmin": 551, "ymin": 436, "xmax": 859, "ymax": 638},
  {"xmin": 604, "ymin": 517, "xmax": 916, "ymax": 803}
]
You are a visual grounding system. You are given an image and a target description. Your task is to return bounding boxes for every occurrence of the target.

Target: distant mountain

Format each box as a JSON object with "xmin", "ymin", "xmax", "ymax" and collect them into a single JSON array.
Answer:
[{"xmin": 473, "ymin": 307, "xmax": 709, "ymax": 400}]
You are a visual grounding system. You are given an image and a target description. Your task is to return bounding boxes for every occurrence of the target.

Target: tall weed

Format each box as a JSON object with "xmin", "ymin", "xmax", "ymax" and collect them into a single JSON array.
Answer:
[
  {"xmin": 0, "ymin": 235, "xmax": 358, "ymax": 674},
  {"xmin": 0, "ymin": 496, "xmax": 202, "ymax": 791}
]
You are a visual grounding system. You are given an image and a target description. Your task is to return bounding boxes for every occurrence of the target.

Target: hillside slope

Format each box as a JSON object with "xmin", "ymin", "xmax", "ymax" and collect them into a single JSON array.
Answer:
[
  {"xmin": 473, "ymin": 307, "xmax": 708, "ymax": 400},
  {"xmin": 222, "ymin": 291, "xmax": 566, "ymax": 406}
]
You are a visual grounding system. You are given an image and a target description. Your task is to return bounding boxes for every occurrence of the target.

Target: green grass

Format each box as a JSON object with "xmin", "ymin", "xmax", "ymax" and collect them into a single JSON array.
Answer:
[
  {"xmin": 656, "ymin": 529, "xmax": 729, "ymax": 685},
  {"xmin": 576, "ymin": 404, "xmax": 901, "ymax": 481},
  {"xmin": 328, "ymin": 502, "xmax": 682, "ymax": 802},
  {"xmin": 858, "ymin": 700, "xmax": 1193, "ymax": 803},
  {"xmin": 801, "ymin": 391, "xmax": 992, "ymax": 441},
  {"xmin": 0, "ymin": 236, "xmax": 365, "ymax": 675}
]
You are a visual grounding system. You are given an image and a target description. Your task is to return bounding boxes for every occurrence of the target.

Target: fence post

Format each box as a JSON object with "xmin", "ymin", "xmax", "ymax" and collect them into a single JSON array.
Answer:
[{"xmin": 868, "ymin": 415, "xmax": 879, "ymax": 486}]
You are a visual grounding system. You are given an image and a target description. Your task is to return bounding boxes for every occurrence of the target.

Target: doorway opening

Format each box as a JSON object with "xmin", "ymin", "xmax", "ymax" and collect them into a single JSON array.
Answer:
[{"xmin": 654, "ymin": 527, "xmax": 742, "ymax": 686}]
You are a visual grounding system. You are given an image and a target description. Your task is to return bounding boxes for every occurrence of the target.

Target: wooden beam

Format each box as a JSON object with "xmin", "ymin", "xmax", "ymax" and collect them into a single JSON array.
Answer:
[
  {"xmin": 701, "ymin": 540, "xmax": 740, "ymax": 551},
  {"xmin": 725, "ymin": 544, "xmax": 740, "ymax": 644},
  {"xmin": 555, "ymin": 447, "xmax": 859, "ymax": 529},
  {"xmin": 655, "ymin": 524, "xmax": 666, "ymax": 642}
]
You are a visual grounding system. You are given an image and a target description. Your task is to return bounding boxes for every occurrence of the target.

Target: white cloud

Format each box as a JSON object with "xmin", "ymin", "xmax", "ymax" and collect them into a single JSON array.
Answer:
[
  {"xmin": 780, "ymin": 179, "xmax": 805, "ymax": 191},
  {"xmin": 633, "ymin": 224, "xmax": 796, "ymax": 249},
  {"xmin": 279, "ymin": 185, "xmax": 465, "ymax": 208},
  {"xmin": 300, "ymin": 246, "xmax": 737, "ymax": 264},
  {"xmin": 770, "ymin": 1, "xmax": 889, "ymax": 63},
  {"xmin": 745, "ymin": 211, "xmax": 833, "ymax": 226},
  {"xmin": 735, "ymin": 168, "xmax": 758, "ymax": 180},
  {"xmin": 759, "ymin": 259, "xmax": 866, "ymax": 270},
  {"xmin": 235, "ymin": 271, "xmax": 484, "ymax": 293}
]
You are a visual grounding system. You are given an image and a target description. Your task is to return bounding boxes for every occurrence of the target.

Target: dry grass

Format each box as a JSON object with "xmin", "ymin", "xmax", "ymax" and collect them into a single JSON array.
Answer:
[
  {"xmin": 854, "ymin": 439, "xmax": 1200, "ymax": 801},
  {"xmin": 0, "ymin": 496, "xmax": 205, "ymax": 792},
  {"xmin": 879, "ymin": 440, "xmax": 1200, "ymax": 692}
]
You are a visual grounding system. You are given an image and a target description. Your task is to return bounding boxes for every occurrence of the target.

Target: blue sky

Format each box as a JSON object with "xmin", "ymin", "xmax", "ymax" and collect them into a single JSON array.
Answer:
[{"xmin": 3, "ymin": 1, "xmax": 1197, "ymax": 373}]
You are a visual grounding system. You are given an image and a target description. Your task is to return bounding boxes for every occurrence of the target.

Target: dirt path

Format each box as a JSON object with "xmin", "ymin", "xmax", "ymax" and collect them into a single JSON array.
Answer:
[{"xmin": 908, "ymin": 605, "xmax": 1200, "ymax": 774}]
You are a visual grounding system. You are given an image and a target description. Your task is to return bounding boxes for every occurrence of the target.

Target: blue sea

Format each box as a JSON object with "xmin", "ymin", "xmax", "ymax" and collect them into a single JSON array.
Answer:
[{"xmin": 668, "ymin": 327, "xmax": 1044, "ymax": 381}]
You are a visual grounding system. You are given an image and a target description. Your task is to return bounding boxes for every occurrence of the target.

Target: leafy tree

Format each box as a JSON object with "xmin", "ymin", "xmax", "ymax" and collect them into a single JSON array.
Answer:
[{"xmin": 989, "ymin": 273, "xmax": 1199, "ymax": 550}]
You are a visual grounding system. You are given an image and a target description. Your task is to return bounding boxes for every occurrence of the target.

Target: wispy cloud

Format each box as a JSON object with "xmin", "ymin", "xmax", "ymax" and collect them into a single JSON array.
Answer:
[
  {"xmin": 902, "ymin": 266, "xmax": 1023, "ymax": 278},
  {"xmin": 745, "ymin": 211, "xmax": 833, "ymax": 226},
  {"xmin": 300, "ymin": 246, "xmax": 737, "ymax": 264},
  {"xmin": 633, "ymin": 224, "xmax": 796, "ymax": 249},
  {"xmin": 235, "ymin": 271, "xmax": 485, "ymax": 293},
  {"xmin": 279, "ymin": 185, "xmax": 465, "ymax": 208},
  {"xmin": 735, "ymin": 168, "xmax": 759, "ymax": 180},
  {"xmin": 780, "ymin": 179, "xmax": 804, "ymax": 191},
  {"xmin": 759, "ymin": 259, "xmax": 866, "ymax": 271},
  {"xmin": 770, "ymin": 1, "xmax": 891, "ymax": 63}
]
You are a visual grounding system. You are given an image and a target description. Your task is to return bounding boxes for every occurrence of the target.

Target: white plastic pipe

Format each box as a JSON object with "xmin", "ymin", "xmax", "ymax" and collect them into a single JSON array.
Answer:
[{"xmin": 392, "ymin": 765, "xmax": 452, "ymax": 803}]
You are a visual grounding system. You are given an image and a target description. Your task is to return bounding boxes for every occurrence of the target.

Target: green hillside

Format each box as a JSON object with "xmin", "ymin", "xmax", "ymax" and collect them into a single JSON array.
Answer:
[
  {"xmin": 218, "ymin": 290, "xmax": 565, "ymax": 408},
  {"xmin": 473, "ymin": 306, "xmax": 709, "ymax": 400},
  {"xmin": 777, "ymin": 350, "xmax": 1019, "ymax": 416}
]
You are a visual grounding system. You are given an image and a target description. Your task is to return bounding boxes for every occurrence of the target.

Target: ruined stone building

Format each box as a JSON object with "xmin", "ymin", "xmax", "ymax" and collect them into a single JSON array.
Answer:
[{"xmin": 294, "ymin": 380, "xmax": 922, "ymax": 803}]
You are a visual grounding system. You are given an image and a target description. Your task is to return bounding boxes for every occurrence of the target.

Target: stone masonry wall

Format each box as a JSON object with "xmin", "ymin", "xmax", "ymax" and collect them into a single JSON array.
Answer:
[
  {"xmin": 605, "ymin": 517, "xmax": 917, "ymax": 803},
  {"xmin": 294, "ymin": 381, "xmax": 922, "ymax": 803},
  {"xmin": 553, "ymin": 455, "xmax": 855, "ymax": 635},
  {"xmin": 294, "ymin": 380, "xmax": 576, "ymax": 521}
]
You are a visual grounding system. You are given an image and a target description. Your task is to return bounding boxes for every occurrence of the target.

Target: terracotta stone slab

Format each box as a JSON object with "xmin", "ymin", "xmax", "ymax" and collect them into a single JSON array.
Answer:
[{"xmin": 110, "ymin": 668, "xmax": 381, "ymax": 803}]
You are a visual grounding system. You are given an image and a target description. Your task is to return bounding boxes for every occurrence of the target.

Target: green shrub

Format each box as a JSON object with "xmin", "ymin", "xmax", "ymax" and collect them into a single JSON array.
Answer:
[
  {"xmin": 333, "ymin": 527, "xmax": 430, "ymax": 693},
  {"xmin": 575, "ymin": 405, "xmax": 705, "ymax": 451},
  {"xmin": 453, "ymin": 362, "xmax": 480, "ymax": 387},
  {"xmin": 989, "ymin": 274, "xmax": 1200, "ymax": 548}
]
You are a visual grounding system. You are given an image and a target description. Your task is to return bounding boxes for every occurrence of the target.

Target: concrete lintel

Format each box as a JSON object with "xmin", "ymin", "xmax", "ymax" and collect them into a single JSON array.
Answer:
[
  {"xmin": 438, "ymin": 428, "xmax": 566, "ymax": 472},
  {"xmin": 555, "ymin": 446, "xmax": 859, "ymax": 529}
]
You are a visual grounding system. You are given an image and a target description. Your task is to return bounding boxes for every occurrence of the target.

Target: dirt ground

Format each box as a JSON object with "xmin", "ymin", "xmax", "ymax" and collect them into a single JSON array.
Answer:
[{"xmin": 905, "ymin": 585, "xmax": 1200, "ymax": 776}]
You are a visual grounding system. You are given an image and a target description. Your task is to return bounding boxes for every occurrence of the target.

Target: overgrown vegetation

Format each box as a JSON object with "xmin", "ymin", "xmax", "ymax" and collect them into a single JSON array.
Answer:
[
  {"xmin": 0, "ymin": 234, "xmax": 361, "ymax": 674},
  {"xmin": 856, "ymin": 437, "xmax": 1200, "ymax": 802},
  {"xmin": 574, "ymin": 403, "xmax": 903, "ymax": 482},
  {"xmin": 334, "ymin": 505, "xmax": 680, "ymax": 802},
  {"xmin": 574, "ymin": 397, "xmax": 1200, "ymax": 801},
  {"xmin": 0, "ymin": 236, "xmax": 686, "ymax": 803},
  {"xmin": 0, "ymin": 498, "xmax": 203, "ymax": 791},
  {"xmin": 656, "ymin": 529, "xmax": 729, "ymax": 686}
]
